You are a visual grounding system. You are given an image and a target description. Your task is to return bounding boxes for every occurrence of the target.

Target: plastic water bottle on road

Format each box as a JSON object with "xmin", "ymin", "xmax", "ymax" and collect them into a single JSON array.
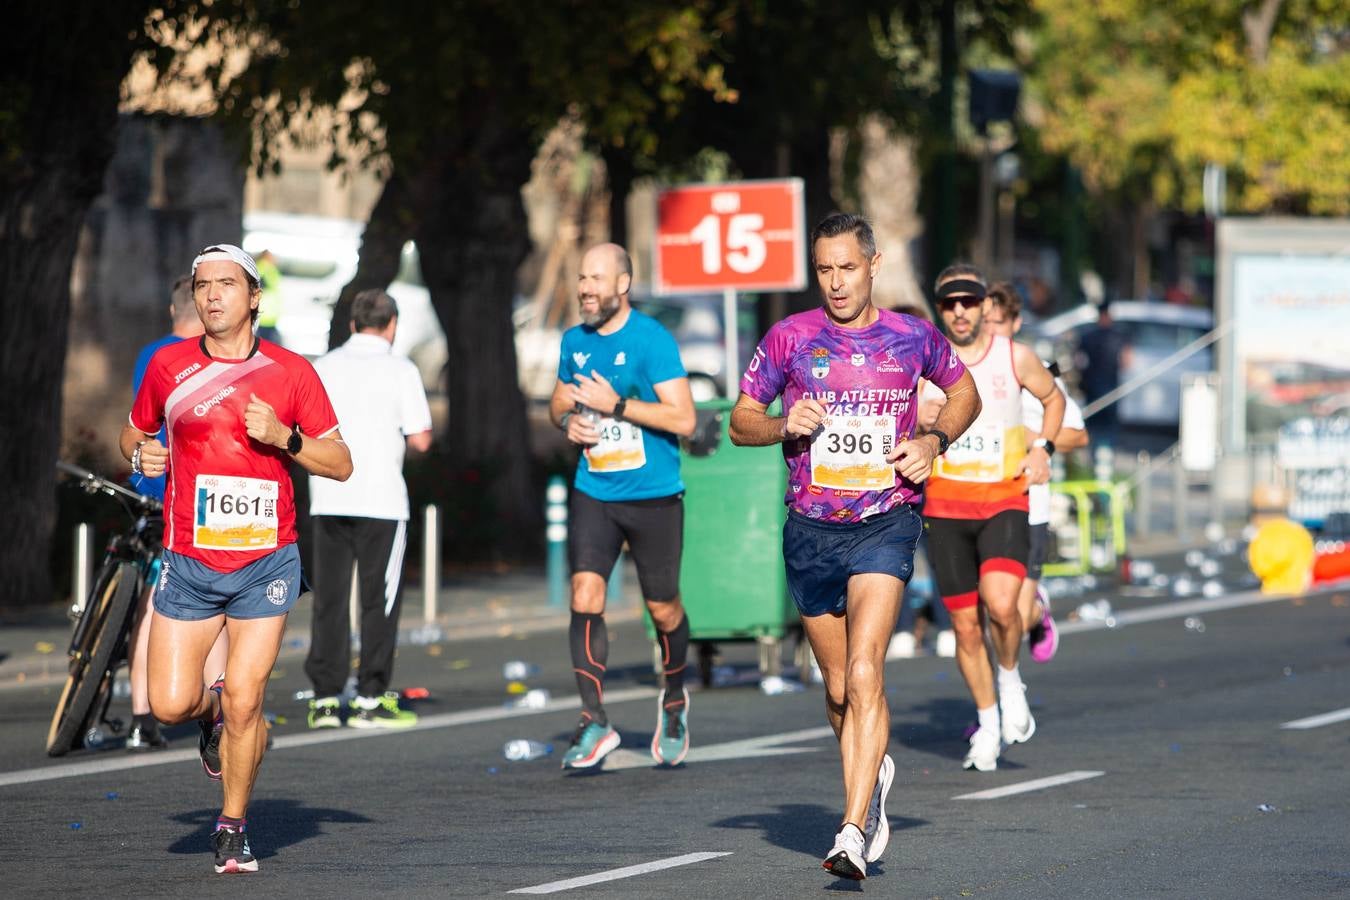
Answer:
[
  {"xmin": 503, "ymin": 739, "xmax": 553, "ymax": 761},
  {"xmin": 502, "ymin": 660, "xmax": 541, "ymax": 681}
]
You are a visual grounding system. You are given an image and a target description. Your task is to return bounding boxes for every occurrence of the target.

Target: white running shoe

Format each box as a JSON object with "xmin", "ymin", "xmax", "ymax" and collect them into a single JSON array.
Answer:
[
  {"xmin": 963, "ymin": 725, "xmax": 1001, "ymax": 772},
  {"xmin": 999, "ymin": 679, "xmax": 1037, "ymax": 745},
  {"xmin": 822, "ymin": 823, "xmax": 867, "ymax": 880},
  {"xmin": 886, "ymin": 631, "xmax": 917, "ymax": 660},
  {"xmin": 935, "ymin": 629, "xmax": 957, "ymax": 658},
  {"xmin": 863, "ymin": 754, "xmax": 894, "ymax": 863}
]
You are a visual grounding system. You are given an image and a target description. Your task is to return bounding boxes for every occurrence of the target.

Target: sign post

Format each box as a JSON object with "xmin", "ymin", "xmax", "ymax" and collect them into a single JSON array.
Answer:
[{"xmin": 655, "ymin": 179, "xmax": 807, "ymax": 398}]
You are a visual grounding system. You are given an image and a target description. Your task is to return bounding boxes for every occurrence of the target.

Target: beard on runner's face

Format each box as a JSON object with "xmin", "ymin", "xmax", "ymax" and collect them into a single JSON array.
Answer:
[
  {"xmin": 580, "ymin": 290, "xmax": 621, "ymax": 328},
  {"xmin": 945, "ymin": 305, "xmax": 982, "ymax": 347}
]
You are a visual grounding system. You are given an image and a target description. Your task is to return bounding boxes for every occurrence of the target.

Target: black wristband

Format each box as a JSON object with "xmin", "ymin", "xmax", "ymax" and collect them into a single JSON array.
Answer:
[
  {"xmin": 612, "ymin": 398, "xmax": 628, "ymax": 421},
  {"xmin": 928, "ymin": 429, "xmax": 951, "ymax": 455},
  {"xmin": 286, "ymin": 425, "xmax": 303, "ymax": 455}
]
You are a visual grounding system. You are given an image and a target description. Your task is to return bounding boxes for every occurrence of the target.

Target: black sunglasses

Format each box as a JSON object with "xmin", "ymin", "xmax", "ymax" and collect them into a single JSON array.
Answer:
[{"xmin": 937, "ymin": 295, "xmax": 982, "ymax": 311}]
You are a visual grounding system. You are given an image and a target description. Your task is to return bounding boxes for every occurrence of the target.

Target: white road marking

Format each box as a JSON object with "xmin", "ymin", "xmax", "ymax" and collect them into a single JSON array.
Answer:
[
  {"xmin": 508, "ymin": 852, "xmax": 732, "ymax": 894},
  {"xmin": 1280, "ymin": 706, "xmax": 1350, "ymax": 730},
  {"xmin": 0, "ymin": 686, "xmax": 658, "ymax": 789},
  {"xmin": 1055, "ymin": 588, "xmax": 1284, "ymax": 635},
  {"xmin": 603, "ymin": 725, "xmax": 834, "ymax": 771},
  {"xmin": 953, "ymin": 770, "xmax": 1104, "ymax": 800}
]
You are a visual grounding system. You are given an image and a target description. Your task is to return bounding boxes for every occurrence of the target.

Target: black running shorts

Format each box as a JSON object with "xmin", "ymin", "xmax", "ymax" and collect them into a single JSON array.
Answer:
[
  {"xmin": 568, "ymin": 489, "xmax": 683, "ymax": 601},
  {"xmin": 925, "ymin": 509, "xmax": 1029, "ymax": 611}
]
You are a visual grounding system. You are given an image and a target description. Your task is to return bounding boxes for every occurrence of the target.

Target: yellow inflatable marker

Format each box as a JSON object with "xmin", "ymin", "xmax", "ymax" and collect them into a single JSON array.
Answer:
[{"xmin": 1248, "ymin": 518, "xmax": 1314, "ymax": 595}]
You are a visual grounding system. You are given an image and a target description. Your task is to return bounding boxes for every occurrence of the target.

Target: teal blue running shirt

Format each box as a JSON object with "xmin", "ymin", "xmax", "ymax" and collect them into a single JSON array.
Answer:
[{"xmin": 558, "ymin": 309, "xmax": 687, "ymax": 502}]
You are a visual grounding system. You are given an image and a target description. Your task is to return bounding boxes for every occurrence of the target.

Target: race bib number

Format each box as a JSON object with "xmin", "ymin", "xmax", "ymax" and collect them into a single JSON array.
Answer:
[
  {"xmin": 584, "ymin": 417, "xmax": 646, "ymax": 473},
  {"xmin": 811, "ymin": 414, "xmax": 896, "ymax": 491},
  {"xmin": 934, "ymin": 421, "xmax": 1022, "ymax": 482},
  {"xmin": 193, "ymin": 474, "xmax": 279, "ymax": 551}
]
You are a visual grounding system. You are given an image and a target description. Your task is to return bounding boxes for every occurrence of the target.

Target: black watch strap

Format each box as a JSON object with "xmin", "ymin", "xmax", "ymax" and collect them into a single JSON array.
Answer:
[
  {"xmin": 286, "ymin": 425, "xmax": 303, "ymax": 455},
  {"xmin": 928, "ymin": 428, "xmax": 951, "ymax": 455},
  {"xmin": 612, "ymin": 398, "xmax": 628, "ymax": 421}
]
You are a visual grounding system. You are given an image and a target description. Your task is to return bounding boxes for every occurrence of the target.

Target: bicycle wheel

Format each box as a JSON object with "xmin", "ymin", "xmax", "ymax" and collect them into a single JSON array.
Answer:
[{"xmin": 46, "ymin": 561, "xmax": 139, "ymax": 756}]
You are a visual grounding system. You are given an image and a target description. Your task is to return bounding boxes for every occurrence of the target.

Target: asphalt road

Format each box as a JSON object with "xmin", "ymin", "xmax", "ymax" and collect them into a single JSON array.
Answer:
[{"xmin": 1, "ymin": 557, "xmax": 1348, "ymax": 898}]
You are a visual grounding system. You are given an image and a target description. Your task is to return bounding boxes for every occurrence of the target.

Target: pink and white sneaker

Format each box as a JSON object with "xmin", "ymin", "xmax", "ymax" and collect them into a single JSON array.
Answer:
[{"xmin": 1028, "ymin": 587, "xmax": 1059, "ymax": 663}]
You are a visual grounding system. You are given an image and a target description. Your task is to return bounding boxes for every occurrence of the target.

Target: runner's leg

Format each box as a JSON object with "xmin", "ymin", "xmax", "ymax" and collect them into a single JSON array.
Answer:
[
  {"xmin": 219, "ymin": 614, "xmax": 287, "ymax": 819},
  {"xmin": 800, "ymin": 611, "xmax": 848, "ymax": 738},
  {"xmin": 839, "ymin": 573, "xmax": 903, "ymax": 829},
  {"xmin": 129, "ymin": 587, "xmax": 155, "ymax": 716},
  {"xmin": 147, "ymin": 614, "xmax": 226, "ymax": 725}
]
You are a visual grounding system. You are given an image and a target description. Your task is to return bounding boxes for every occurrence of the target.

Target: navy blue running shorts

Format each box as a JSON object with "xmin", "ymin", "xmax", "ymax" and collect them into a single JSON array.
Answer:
[
  {"xmin": 782, "ymin": 504, "xmax": 922, "ymax": 618},
  {"xmin": 154, "ymin": 544, "xmax": 302, "ymax": 621}
]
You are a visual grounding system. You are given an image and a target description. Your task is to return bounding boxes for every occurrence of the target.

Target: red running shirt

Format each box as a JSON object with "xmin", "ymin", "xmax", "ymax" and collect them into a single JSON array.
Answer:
[{"xmin": 130, "ymin": 338, "xmax": 339, "ymax": 572}]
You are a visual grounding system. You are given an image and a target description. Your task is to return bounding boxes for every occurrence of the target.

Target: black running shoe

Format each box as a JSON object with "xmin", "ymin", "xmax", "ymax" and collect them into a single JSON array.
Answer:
[
  {"xmin": 212, "ymin": 826, "xmax": 258, "ymax": 874},
  {"xmin": 199, "ymin": 675, "xmax": 225, "ymax": 781},
  {"xmin": 126, "ymin": 718, "xmax": 168, "ymax": 752}
]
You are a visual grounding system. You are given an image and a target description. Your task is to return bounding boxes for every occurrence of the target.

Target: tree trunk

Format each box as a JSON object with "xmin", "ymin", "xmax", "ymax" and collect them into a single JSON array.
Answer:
[
  {"xmin": 1, "ymin": 3, "xmax": 150, "ymax": 608},
  {"xmin": 327, "ymin": 170, "xmax": 418, "ymax": 350},
  {"xmin": 414, "ymin": 122, "xmax": 542, "ymax": 560}
]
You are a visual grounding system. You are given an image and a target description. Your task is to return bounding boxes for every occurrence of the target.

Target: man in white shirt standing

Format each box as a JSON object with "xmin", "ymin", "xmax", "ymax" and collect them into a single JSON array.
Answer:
[{"xmin": 304, "ymin": 289, "xmax": 434, "ymax": 728}]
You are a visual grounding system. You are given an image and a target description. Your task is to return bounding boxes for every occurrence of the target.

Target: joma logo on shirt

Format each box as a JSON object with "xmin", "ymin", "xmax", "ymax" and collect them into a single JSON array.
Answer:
[{"xmin": 175, "ymin": 362, "xmax": 202, "ymax": 384}]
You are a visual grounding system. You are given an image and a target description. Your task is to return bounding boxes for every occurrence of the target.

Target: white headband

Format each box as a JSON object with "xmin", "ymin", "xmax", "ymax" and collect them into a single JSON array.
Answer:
[{"xmin": 191, "ymin": 244, "xmax": 260, "ymax": 284}]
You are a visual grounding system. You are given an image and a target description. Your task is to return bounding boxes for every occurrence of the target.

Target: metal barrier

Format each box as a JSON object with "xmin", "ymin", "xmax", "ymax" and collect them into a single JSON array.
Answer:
[{"xmin": 1043, "ymin": 479, "xmax": 1131, "ymax": 577}]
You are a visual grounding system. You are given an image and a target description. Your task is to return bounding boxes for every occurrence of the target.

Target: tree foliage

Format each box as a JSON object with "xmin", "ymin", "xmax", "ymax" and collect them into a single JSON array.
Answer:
[{"xmin": 1028, "ymin": 0, "xmax": 1350, "ymax": 214}]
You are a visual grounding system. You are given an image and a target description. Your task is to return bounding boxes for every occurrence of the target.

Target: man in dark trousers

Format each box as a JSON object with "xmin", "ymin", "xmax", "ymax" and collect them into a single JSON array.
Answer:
[{"xmin": 304, "ymin": 289, "xmax": 433, "ymax": 729}]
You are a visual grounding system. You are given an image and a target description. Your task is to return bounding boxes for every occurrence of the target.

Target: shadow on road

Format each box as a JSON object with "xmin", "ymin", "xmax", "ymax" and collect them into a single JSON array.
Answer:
[
  {"xmin": 166, "ymin": 797, "xmax": 372, "ymax": 859},
  {"xmin": 712, "ymin": 802, "xmax": 927, "ymax": 858}
]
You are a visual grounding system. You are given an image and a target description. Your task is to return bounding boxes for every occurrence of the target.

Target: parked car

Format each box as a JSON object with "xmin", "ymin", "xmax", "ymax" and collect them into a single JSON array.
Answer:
[
  {"xmin": 240, "ymin": 212, "xmax": 447, "ymax": 393},
  {"xmin": 1028, "ymin": 300, "xmax": 1214, "ymax": 429}
]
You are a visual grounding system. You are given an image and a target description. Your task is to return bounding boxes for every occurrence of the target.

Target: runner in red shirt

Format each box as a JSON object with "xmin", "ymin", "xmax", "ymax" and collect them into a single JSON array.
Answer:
[{"xmin": 119, "ymin": 244, "xmax": 352, "ymax": 875}]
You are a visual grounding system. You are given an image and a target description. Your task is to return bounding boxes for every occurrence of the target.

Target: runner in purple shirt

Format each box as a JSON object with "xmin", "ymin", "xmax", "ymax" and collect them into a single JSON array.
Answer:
[{"xmin": 731, "ymin": 213, "xmax": 980, "ymax": 882}]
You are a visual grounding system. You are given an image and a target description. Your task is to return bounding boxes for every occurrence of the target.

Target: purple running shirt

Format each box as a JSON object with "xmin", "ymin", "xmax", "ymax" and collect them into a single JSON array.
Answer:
[{"xmin": 741, "ymin": 307, "xmax": 966, "ymax": 523}]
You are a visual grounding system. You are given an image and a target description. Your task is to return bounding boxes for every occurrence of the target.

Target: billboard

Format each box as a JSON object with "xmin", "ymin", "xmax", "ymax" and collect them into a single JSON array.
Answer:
[{"xmin": 1216, "ymin": 218, "xmax": 1350, "ymax": 450}]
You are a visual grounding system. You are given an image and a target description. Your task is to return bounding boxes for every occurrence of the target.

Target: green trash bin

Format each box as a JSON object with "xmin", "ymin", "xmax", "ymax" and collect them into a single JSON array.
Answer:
[{"xmin": 644, "ymin": 398, "xmax": 802, "ymax": 683}]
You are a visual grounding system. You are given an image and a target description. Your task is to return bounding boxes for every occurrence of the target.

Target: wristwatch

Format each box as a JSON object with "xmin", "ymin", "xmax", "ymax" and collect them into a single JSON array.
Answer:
[
  {"xmin": 928, "ymin": 429, "xmax": 951, "ymax": 455},
  {"xmin": 1032, "ymin": 437, "xmax": 1056, "ymax": 456},
  {"xmin": 612, "ymin": 398, "xmax": 628, "ymax": 421},
  {"xmin": 286, "ymin": 425, "xmax": 303, "ymax": 455}
]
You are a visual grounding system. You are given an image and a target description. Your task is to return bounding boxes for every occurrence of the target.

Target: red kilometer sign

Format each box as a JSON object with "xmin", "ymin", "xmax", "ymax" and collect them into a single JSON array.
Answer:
[{"xmin": 654, "ymin": 178, "xmax": 807, "ymax": 295}]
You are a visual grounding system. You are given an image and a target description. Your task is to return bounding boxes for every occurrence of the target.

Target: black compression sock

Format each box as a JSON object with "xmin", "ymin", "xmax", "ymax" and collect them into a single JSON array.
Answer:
[
  {"xmin": 658, "ymin": 613, "xmax": 690, "ymax": 705},
  {"xmin": 569, "ymin": 611, "xmax": 608, "ymax": 726}
]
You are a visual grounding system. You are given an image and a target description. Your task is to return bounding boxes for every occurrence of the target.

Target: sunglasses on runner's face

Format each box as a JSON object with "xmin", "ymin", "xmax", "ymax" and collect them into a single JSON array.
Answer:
[{"xmin": 938, "ymin": 295, "xmax": 982, "ymax": 312}]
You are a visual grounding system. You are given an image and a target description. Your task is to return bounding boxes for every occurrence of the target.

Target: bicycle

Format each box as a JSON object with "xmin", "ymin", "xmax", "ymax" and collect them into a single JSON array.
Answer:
[{"xmin": 47, "ymin": 460, "xmax": 162, "ymax": 757}]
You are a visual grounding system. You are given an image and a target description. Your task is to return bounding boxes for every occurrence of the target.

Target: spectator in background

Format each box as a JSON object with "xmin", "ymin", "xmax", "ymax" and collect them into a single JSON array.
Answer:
[
  {"xmin": 304, "ymin": 289, "xmax": 433, "ymax": 729},
  {"xmin": 1075, "ymin": 302, "xmax": 1129, "ymax": 447},
  {"xmin": 125, "ymin": 275, "xmax": 227, "ymax": 751},
  {"xmin": 254, "ymin": 250, "xmax": 282, "ymax": 344}
]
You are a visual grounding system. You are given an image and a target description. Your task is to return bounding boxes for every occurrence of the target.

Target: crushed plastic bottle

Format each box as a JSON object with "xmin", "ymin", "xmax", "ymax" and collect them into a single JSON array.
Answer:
[
  {"xmin": 503, "ymin": 739, "xmax": 553, "ymax": 761},
  {"xmin": 506, "ymin": 689, "xmax": 551, "ymax": 710},
  {"xmin": 502, "ymin": 661, "xmax": 541, "ymax": 681},
  {"xmin": 759, "ymin": 675, "xmax": 805, "ymax": 695},
  {"xmin": 1184, "ymin": 549, "xmax": 1207, "ymax": 568},
  {"xmin": 1184, "ymin": 616, "xmax": 1206, "ymax": 633},
  {"xmin": 293, "ymin": 689, "xmax": 316, "ymax": 701},
  {"xmin": 1076, "ymin": 599, "xmax": 1113, "ymax": 622},
  {"xmin": 1201, "ymin": 580, "xmax": 1225, "ymax": 598},
  {"xmin": 1172, "ymin": 575, "xmax": 1197, "ymax": 596},
  {"xmin": 1198, "ymin": 559, "xmax": 1221, "ymax": 578},
  {"xmin": 1129, "ymin": 559, "xmax": 1156, "ymax": 582}
]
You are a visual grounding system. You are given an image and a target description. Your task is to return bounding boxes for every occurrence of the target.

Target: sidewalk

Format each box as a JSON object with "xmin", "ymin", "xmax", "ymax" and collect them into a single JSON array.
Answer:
[{"xmin": 0, "ymin": 561, "xmax": 644, "ymax": 690}]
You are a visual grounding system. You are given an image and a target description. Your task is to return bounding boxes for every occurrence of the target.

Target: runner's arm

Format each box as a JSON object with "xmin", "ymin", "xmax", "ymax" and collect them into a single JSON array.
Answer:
[
  {"xmin": 289, "ymin": 428, "xmax": 353, "ymax": 481},
  {"xmin": 119, "ymin": 423, "xmax": 168, "ymax": 478},
  {"xmin": 406, "ymin": 430, "xmax": 433, "ymax": 453},
  {"xmin": 1013, "ymin": 344, "xmax": 1065, "ymax": 448},
  {"xmin": 729, "ymin": 393, "xmax": 827, "ymax": 446},
  {"xmin": 930, "ymin": 370, "xmax": 981, "ymax": 447},
  {"xmin": 567, "ymin": 371, "xmax": 697, "ymax": 438}
]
